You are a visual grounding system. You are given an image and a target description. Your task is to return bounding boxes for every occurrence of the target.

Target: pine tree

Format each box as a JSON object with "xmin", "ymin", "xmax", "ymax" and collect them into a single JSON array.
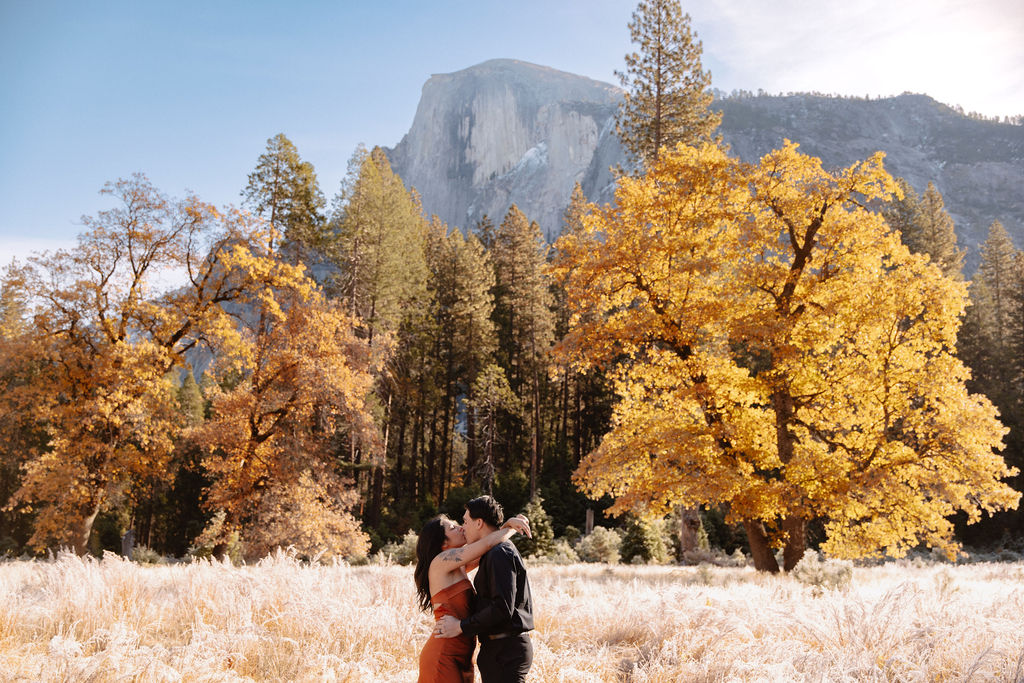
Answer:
[
  {"xmin": 977, "ymin": 220, "xmax": 1019, "ymax": 365},
  {"xmin": 328, "ymin": 146, "xmax": 429, "ymax": 525},
  {"xmin": 1011, "ymin": 252, "xmax": 1024, "ymax": 392},
  {"xmin": 885, "ymin": 179, "xmax": 963, "ymax": 278},
  {"xmin": 468, "ymin": 364, "xmax": 522, "ymax": 495},
  {"xmin": 883, "ymin": 177, "xmax": 923, "ymax": 240},
  {"xmin": 616, "ymin": 0, "xmax": 721, "ymax": 166},
  {"xmin": 242, "ymin": 133, "xmax": 327, "ymax": 259},
  {"xmin": 514, "ymin": 494, "xmax": 555, "ymax": 558},
  {"xmin": 176, "ymin": 371, "xmax": 205, "ymax": 427},
  {"xmin": 492, "ymin": 206, "xmax": 555, "ymax": 497},
  {"xmin": 916, "ymin": 183, "xmax": 964, "ymax": 277},
  {"xmin": 620, "ymin": 513, "xmax": 669, "ymax": 564},
  {"xmin": 451, "ymin": 231, "xmax": 498, "ymax": 486},
  {"xmin": 474, "ymin": 214, "xmax": 496, "ymax": 251},
  {"xmin": 329, "ymin": 146, "xmax": 428, "ymax": 343}
]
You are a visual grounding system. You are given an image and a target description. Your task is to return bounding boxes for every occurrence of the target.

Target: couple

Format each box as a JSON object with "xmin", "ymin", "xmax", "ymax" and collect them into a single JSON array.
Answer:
[{"xmin": 414, "ymin": 495, "xmax": 534, "ymax": 683}]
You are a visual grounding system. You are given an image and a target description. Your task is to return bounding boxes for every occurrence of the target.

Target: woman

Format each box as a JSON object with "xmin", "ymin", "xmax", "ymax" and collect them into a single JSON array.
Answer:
[{"xmin": 414, "ymin": 512, "xmax": 530, "ymax": 683}]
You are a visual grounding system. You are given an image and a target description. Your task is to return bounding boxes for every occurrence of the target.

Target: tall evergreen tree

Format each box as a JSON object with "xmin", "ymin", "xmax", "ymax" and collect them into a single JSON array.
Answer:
[
  {"xmin": 329, "ymin": 146, "xmax": 428, "ymax": 343},
  {"xmin": 492, "ymin": 205, "xmax": 555, "ymax": 497},
  {"xmin": 328, "ymin": 146, "xmax": 429, "ymax": 524},
  {"xmin": 959, "ymin": 224, "xmax": 1024, "ymax": 545},
  {"xmin": 1011, "ymin": 252, "xmax": 1024, "ymax": 393},
  {"xmin": 977, "ymin": 220, "xmax": 1019, "ymax": 366},
  {"xmin": 176, "ymin": 371, "xmax": 205, "ymax": 428},
  {"xmin": 882, "ymin": 177, "xmax": 923, "ymax": 240},
  {"xmin": 616, "ymin": 0, "xmax": 721, "ymax": 166},
  {"xmin": 885, "ymin": 179, "xmax": 963, "ymax": 278},
  {"xmin": 474, "ymin": 214, "xmax": 496, "ymax": 251},
  {"xmin": 450, "ymin": 231, "xmax": 498, "ymax": 487},
  {"xmin": 916, "ymin": 182, "xmax": 964, "ymax": 277},
  {"xmin": 242, "ymin": 133, "xmax": 327, "ymax": 258},
  {"xmin": 468, "ymin": 364, "xmax": 522, "ymax": 495}
]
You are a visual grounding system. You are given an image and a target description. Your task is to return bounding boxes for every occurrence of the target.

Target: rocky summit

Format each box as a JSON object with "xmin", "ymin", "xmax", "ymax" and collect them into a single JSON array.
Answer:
[{"xmin": 386, "ymin": 59, "xmax": 1024, "ymax": 269}]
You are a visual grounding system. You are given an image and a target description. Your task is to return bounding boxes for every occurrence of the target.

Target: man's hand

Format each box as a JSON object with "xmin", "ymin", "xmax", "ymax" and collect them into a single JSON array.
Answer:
[{"xmin": 434, "ymin": 615, "xmax": 463, "ymax": 639}]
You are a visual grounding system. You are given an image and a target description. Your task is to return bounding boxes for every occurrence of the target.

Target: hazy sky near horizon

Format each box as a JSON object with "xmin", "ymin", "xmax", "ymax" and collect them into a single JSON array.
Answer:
[{"xmin": 2, "ymin": 0, "xmax": 1022, "ymax": 263}]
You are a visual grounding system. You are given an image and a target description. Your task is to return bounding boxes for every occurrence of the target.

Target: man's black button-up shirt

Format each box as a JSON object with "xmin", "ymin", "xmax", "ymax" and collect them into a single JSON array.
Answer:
[{"xmin": 460, "ymin": 540, "xmax": 534, "ymax": 638}]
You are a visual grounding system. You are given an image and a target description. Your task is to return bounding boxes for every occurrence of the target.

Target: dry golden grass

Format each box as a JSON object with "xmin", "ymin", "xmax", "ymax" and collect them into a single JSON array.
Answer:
[{"xmin": 0, "ymin": 552, "xmax": 1022, "ymax": 682}]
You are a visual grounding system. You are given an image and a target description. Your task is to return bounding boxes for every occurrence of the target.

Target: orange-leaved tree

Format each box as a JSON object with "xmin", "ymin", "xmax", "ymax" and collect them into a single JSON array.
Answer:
[
  {"xmin": 0, "ymin": 174, "xmax": 328, "ymax": 554},
  {"xmin": 552, "ymin": 142, "xmax": 1019, "ymax": 572},
  {"xmin": 190, "ymin": 255, "xmax": 381, "ymax": 560}
]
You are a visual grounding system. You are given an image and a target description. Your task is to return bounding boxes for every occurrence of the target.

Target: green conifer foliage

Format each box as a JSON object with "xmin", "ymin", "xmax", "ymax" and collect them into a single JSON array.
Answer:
[
  {"xmin": 329, "ymin": 146, "xmax": 428, "ymax": 342},
  {"xmin": 616, "ymin": 0, "xmax": 721, "ymax": 166},
  {"xmin": 620, "ymin": 513, "xmax": 669, "ymax": 564},
  {"xmin": 469, "ymin": 364, "xmax": 522, "ymax": 494},
  {"xmin": 885, "ymin": 179, "xmax": 963, "ymax": 278},
  {"xmin": 978, "ymin": 220, "xmax": 1020, "ymax": 363},
  {"xmin": 176, "ymin": 372, "xmax": 205, "ymax": 427},
  {"xmin": 242, "ymin": 133, "xmax": 326, "ymax": 258},
  {"xmin": 491, "ymin": 206, "xmax": 555, "ymax": 497},
  {"xmin": 514, "ymin": 494, "xmax": 555, "ymax": 558}
]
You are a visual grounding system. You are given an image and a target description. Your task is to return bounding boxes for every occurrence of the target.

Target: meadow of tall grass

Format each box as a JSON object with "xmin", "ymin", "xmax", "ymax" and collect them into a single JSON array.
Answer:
[{"xmin": 0, "ymin": 551, "xmax": 1021, "ymax": 682}]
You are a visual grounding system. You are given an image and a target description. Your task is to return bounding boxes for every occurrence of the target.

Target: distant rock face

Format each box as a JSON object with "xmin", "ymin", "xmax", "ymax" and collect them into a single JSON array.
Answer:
[
  {"xmin": 387, "ymin": 59, "xmax": 1024, "ymax": 269},
  {"xmin": 386, "ymin": 59, "xmax": 624, "ymax": 240},
  {"xmin": 717, "ymin": 94, "xmax": 1024, "ymax": 269}
]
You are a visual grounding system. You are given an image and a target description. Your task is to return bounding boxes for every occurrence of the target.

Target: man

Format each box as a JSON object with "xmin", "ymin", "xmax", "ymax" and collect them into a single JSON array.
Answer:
[{"xmin": 435, "ymin": 495, "xmax": 534, "ymax": 682}]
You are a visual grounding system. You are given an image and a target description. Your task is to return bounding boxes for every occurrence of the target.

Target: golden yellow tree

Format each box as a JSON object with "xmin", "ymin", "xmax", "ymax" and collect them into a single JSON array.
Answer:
[
  {"xmin": 0, "ymin": 175, "xmax": 327, "ymax": 554},
  {"xmin": 552, "ymin": 143, "xmax": 1019, "ymax": 571},
  {"xmin": 190, "ymin": 267, "xmax": 381, "ymax": 560}
]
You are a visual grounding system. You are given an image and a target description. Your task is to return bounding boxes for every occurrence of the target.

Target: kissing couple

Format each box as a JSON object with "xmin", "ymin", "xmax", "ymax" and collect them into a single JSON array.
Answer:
[{"xmin": 414, "ymin": 495, "xmax": 534, "ymax": 683}]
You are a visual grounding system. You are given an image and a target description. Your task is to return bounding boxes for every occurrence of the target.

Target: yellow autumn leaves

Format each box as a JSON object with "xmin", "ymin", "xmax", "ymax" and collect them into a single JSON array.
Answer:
[
  {"xmin": 552, "ymin": 142, "xmax": 1019, "ymax": 569},
  {"xmin": 0, "ymin": 175, "xmax": 377, "ymax": 558}
]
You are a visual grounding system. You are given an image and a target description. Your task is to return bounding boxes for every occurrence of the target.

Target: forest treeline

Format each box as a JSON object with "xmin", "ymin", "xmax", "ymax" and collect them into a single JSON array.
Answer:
[
  {"xmin": 0, "ymin": 141, "xmax": 618, "ymax": 561},
  {"xmin": 0, "ymin": 132, "xmax": 1020, "ymax": 565},
  {"xmin": 1, "ymin": 0, "xmax": 1021, "ymax": 569}
]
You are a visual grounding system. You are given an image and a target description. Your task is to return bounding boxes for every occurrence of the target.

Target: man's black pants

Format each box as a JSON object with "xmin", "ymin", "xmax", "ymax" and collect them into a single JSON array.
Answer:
[{"xmin": 477, "ymin": 633, "xmax": 533, "ymax": 683}]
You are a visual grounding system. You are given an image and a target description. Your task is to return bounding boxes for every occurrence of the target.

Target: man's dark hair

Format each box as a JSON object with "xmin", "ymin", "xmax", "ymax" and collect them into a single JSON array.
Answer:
[{"xmin": 465, "ymin": 495, "xmax": 504, "ymax": 529}]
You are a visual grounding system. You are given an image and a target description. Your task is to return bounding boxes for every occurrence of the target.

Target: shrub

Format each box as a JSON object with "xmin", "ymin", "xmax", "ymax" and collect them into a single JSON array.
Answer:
[
  {"xmin": 131, "ymin": 545, "xmax": 168, "ymax": 565},
  {"xmin": 682, "ymin": 547, "xmax": 747, "ymax": 567},
  {"xmin": 620, "ymin": 514, "xmax": 669, "ymax": 564},
  {"xmin": 0, "ymin": 536, "xmax": 18, "ymax": 557},
  {"xmin": 791, "ymin": 550, "xmax": 853, "ymax": 594},
  {"xmin": 515, "ymin": 495, "xmax": 555, "ymax": 559},
  {"xmin": 376, "ymin": 530, "xmax": 418, "ymax": 566},
  {"xmin": 576, "ymin": 526, "xmax": 621, "ymax": 564},
  {"xmin": 188, "ymin": 511, "xmax": 243, "ymax": 564},
  {"xmin": 531, "ymin": 539, "xmax": 579, "ymax": 565}
]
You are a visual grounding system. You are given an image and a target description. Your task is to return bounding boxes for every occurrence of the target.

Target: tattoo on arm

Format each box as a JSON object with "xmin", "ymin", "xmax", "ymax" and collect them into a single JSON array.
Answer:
[{"xmin": 439, "ymin": 549, "xmax": 464, "ymax": 563}]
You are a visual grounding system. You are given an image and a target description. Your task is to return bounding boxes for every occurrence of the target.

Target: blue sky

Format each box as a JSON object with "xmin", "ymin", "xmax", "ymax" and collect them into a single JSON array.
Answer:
[{"xmin": 2, "ymin": 0, "xmax": 1022, "ymax": 263}]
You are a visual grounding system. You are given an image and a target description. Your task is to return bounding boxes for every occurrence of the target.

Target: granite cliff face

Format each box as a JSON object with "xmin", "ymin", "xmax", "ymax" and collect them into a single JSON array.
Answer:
[
  {"xmin": 387, "ymin": 59, "xmax": 1024, "ymax": 268},
  {"xmin": 386, "ymin": 59, "xmax": 623, "ymax": 240},
  {"xmin": 718, "ymin": 94, "xmax": 1024, "ymax": 267}
]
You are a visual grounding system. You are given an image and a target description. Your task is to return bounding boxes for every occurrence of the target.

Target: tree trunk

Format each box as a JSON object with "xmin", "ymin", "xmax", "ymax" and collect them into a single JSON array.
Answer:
[
  {"xmin": 72, "ymin": 501, "xmax": 102, "ymax": 556},
  {"xmin": 393, "ymin": 407, "xmax": 407, "ymax": 503},
  {"xmin": 678, "ymin": 506, "xmax": 702, "ymax": 555},
  {"xmin": 366, "ymin": 468, "xmax": 384, "ymax": 529},
  {"xmin": 428, "ymin": 405, "xmax": 439, "ymax": 502},
  {"xmin": 482, "ymin": 412, "xmax": 495, "ymax": 495},
  {"xmin": 366, "ymin": 392, "xmax": 389, "ymax": 528},
  {"xmin": 782, "ymin": 515, "xmax": 806, "ymax": 571},
  {"xmin": 744, "ymin": 520, "xmax": 780, "ymax": 573},
  {"xmin": 465, "ymin": 396, "xmax": 478, "ymax": 485},
  {"xmin": 574, "ymin": 377, "xmax": 583, "ymax": 464}
]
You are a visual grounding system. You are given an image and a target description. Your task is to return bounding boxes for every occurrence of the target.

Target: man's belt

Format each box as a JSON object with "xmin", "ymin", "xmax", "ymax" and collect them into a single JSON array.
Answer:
[{"xmin": 483, "ymin": 631, "xmax": 525, "ymax": 641}]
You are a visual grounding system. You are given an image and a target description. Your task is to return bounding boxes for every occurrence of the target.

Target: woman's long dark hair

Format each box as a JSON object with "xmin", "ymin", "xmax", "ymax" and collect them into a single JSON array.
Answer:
[{"xmin": 414, "ymin": 515, "xmax": 450, "ymax": 611}]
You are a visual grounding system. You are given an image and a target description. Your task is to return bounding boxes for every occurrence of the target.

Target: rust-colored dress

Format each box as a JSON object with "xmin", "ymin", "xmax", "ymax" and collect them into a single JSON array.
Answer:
[{"xmin": 418, "ymin": 577, "xmax": 476, "ymax": 683}]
